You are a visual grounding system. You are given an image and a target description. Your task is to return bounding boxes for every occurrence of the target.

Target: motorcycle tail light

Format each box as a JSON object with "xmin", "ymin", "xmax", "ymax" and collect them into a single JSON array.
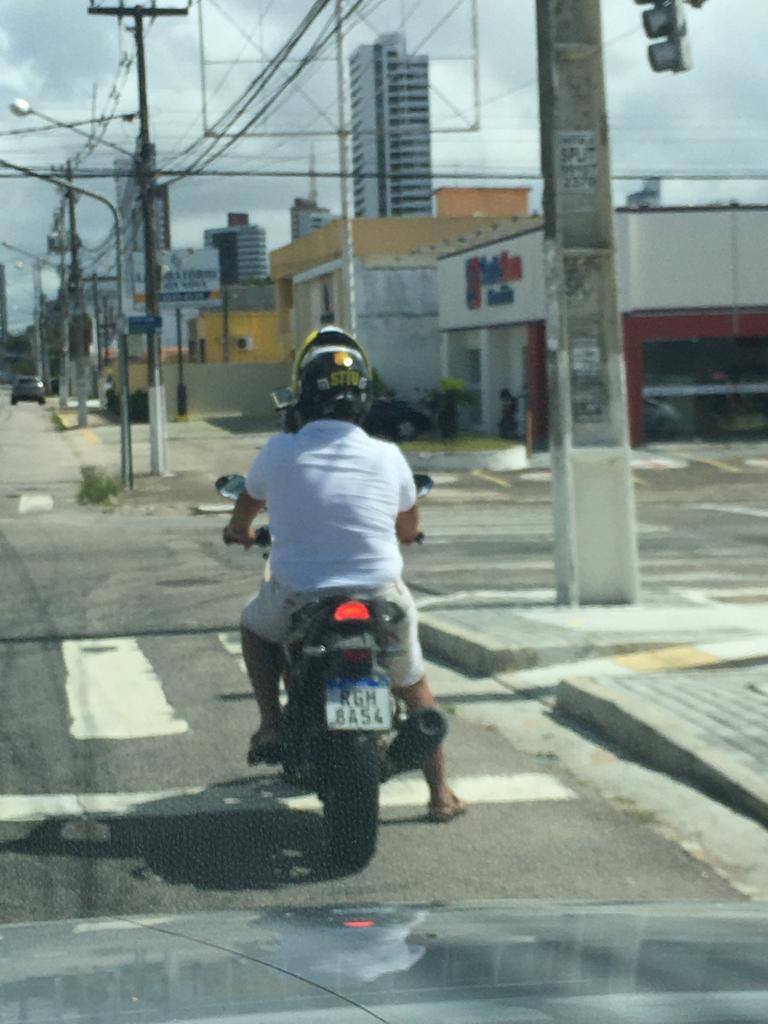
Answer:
[{"xmin": 333, "ymin": 601, "xmax": 370, "ymax": 622}]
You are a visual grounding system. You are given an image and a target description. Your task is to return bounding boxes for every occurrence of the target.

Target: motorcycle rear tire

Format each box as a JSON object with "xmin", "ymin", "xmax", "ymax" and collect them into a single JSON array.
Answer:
[{"xmin": 322, "ymin": 732, "xmax": 380, "ymax": 872}]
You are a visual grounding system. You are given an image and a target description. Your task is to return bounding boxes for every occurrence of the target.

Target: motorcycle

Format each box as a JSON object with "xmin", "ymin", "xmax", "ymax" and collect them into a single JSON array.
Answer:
[{"xmin": 215, "ymin": 472, "xmax": 447, "ymax": 871}]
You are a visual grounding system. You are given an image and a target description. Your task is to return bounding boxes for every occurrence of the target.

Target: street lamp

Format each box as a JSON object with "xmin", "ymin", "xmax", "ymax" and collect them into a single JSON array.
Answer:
[
  {"xmin": 9, "ymin": 98, "xmax": 136, "ymax": 157},
  {"xmin": 0, "ymin": 157, "xmax": 133, "ymax": 488}
]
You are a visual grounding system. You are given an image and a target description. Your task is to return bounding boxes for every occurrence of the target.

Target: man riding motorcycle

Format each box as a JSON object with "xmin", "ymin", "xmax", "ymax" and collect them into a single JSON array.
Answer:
[{"xmin": 223, "ymin": 325, "xmax": 465, "ymax": 823}]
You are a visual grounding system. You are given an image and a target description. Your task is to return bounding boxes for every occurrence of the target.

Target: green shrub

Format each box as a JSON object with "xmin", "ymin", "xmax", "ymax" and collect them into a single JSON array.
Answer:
[{"xmin": 78, "ymin": 466, "xmax": 121, "ymax": 505}]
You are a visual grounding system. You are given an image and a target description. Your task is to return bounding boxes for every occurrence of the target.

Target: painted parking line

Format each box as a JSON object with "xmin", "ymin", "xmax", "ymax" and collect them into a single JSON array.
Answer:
[
  {"xmin": 18, "ymin": 493, "xmax": 54, "ymax": 514},
  {"xmin": 471, "ymin": 469, "xmax": 513, "ymax": 489},
  {"xmin": 0, "ymin": 773, "xmax": 576, "ymax": 823},
  {"xmin": 501, "ymin": 635, "xmax": 768, "ymax": 694},
  {"xmin": 63, "ymin": 638, "xmax": 189, "ymax": 740},
  {"xmin": 696, "ymin": 503, "xmax": 768, "ymax": 519},
  {"xmin": 689, "ymin": 457, "xmax": 744, "ymax": 474}
]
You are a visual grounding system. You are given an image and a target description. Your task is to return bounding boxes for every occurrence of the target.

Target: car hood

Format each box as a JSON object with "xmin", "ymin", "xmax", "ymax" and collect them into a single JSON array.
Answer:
[{"xmin": 2, "ymin": 901, "xmax": 768, "ymax": 1023}]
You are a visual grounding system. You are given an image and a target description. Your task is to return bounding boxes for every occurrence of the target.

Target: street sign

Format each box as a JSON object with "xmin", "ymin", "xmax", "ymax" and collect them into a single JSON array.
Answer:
[
  {"xmin": 128, "ymin": 314, "xmax": 163, "ymax": 333},
  {"xmin": 132, "ymin": 248, "xmax": 221, "ymax": 309}
]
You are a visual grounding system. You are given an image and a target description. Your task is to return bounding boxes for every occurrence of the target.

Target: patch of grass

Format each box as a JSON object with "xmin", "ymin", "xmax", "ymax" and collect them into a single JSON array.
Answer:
[
  {"xmin": 51, "ymin": 411, "xmax": 67, "ymax": 432},
  {"xmin": 78, "ymin": 466, "xmax": 121, "ymax": 505},
  {"xmin": 400, "ymin": 435, "xmax": 515, "ymax": 452}
]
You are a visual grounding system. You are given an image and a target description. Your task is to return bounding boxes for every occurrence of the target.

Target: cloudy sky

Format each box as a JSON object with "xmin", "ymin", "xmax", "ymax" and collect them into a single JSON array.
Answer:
[{"xmin": 0, "ymin": 0, "xmax": 764, "ymax": 329}]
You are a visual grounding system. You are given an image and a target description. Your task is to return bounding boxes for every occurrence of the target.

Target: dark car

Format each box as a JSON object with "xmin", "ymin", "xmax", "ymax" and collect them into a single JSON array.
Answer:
[
  {"xmin": 11, "ymin": 375, "xmax": 46, "ymax": 405},
  {"xmin": 365, "ymin": 397, "xmax": 432, "ymax": 441}
]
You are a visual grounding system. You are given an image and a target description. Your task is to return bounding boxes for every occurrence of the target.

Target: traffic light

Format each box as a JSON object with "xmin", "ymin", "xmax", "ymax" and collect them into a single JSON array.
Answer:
[{"xmin": 635, "ymin": 0, "xmax": 692, "ymax": 73}]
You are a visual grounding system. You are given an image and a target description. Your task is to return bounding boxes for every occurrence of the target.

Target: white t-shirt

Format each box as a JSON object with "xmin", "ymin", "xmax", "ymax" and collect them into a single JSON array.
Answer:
[{"xmin": 244, "ymin": 419, "xmax": 417, "ymax": 591}]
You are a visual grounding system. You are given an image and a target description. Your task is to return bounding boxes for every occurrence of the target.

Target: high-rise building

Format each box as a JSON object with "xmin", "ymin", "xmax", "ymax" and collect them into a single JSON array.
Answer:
[
  {"xmin": 204, "ymin": 213, "xmax": 268, "ymax": 284},
  {"xmin": 290, "ymin": 150, "xmax": 334, "ymax": 240},
  {"xmin": 350, "ymin": 33, "xmax": 432, "ymax": 218},
  {"xmin": 626, "ymin": 178, "xmax": 662, "ymax": 209},
  {"xmin": 291, "ymin": 197, "xmax": 334, "ymax": 241}
]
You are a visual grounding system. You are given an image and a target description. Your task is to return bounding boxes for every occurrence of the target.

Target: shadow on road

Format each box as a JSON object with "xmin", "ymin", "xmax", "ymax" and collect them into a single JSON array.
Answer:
[{"xmin": 0, "ymin": 779, "xmax": 345, "ymax": 891}]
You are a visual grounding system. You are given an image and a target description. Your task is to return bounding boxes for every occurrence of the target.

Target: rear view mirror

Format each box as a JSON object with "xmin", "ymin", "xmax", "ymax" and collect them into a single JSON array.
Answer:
[
  {"xmin": 271, "ymin": 386, "xmax": 295, "ymax": 410},
  {"xmin": 215, "ymin": 474, "xmax": 246, "ymax": 501},
  {"xmin": 413, "ymin": 473, "xmax": 433, "ymax": 499}
]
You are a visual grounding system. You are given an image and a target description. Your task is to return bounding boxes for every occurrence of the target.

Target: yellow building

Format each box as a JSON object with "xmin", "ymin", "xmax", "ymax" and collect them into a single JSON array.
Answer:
[{"xmin": 187, "ymin": 308, "xmax": 284, "ymax": 363}]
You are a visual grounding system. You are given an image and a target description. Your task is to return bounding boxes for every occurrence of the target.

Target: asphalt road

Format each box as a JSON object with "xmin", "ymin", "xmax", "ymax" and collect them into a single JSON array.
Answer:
[{"xmin": 0, "ymin": 389, "xmax": 757, "ymax": 924}]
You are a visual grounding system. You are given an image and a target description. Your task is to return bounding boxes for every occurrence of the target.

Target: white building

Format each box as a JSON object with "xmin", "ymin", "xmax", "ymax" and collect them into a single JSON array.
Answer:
[
  {"xmin": 438, "ymin": 206, "xmax": 768, "ymax": 445},
  {"xmin": 350, "ymin": 33, "xmax": 432, "ymax": 218}
]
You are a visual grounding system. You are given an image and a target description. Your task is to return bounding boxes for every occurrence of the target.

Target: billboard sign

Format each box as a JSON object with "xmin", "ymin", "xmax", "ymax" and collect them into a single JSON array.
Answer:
[{"xmin": 132, "ymin": 248, "xmax": 221, "ymax": 309}]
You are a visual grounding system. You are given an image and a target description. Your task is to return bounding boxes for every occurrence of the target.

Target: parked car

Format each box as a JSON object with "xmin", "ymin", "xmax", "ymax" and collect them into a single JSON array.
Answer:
[
  {"xmin": 365, "ymin": 397, "xmax": 432, "ymax": 441},
  {"xmin": 11, "ymin": 375, "xmax": 46, "ymax": 405}
]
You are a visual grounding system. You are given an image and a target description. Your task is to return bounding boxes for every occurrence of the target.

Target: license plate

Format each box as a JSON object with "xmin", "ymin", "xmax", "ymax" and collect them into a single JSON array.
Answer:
[{"xmin": 325, "ymin": 678, "xmax": 392, "ymax": 731}]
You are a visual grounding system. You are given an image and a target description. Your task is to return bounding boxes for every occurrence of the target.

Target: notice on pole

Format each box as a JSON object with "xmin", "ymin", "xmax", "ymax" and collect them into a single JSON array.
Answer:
[
  {"xmin": 571, "ymin": 334, "xmax": 605, "ymax": 423},
  {"xmin": 558, "ymin": 131, "xmax": 597, "ymax": 194}
]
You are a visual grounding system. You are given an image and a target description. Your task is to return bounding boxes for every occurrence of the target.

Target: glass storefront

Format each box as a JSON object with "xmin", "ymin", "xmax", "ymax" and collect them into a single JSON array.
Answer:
[{"xmin": 643, "ymin": 336, "xmax": 768, "ymax": 440}]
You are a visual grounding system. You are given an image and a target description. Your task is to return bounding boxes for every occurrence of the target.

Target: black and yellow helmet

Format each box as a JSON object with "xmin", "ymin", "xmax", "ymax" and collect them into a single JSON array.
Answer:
[{"xmin": 294, "ymin": 325, "xmax": 373, "ymax": 423}]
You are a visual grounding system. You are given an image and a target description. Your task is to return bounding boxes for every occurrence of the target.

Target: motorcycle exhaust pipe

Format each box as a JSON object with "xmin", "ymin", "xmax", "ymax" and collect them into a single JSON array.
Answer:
[{"xmin": 382, "ymin": 707, "xmax": 449, "ymax": 779}]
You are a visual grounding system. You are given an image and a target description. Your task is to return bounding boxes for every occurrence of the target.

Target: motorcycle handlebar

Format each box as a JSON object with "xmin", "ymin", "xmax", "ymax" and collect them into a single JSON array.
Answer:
[{"xmin": 226, "ymin": 526, "xmax": 424, "ymax": 548}]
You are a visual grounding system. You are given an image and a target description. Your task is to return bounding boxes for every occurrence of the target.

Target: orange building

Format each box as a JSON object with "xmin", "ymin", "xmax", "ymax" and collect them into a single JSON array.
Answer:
[{"xmin": 434, "ymin": 187, "xmax": 531, "ymax": 219}]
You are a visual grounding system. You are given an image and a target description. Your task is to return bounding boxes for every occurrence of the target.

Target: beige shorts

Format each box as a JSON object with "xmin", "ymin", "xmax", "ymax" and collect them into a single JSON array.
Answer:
[{"xmin": 240, "ymin": 578, "xmax": 424, "ymax": 688}]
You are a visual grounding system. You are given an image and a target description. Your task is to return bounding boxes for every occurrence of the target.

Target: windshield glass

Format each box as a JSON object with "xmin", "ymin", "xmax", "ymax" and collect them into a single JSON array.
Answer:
[{"xmin": 2, "ymin": 2, "xmax": 768, "ymax": 1020}]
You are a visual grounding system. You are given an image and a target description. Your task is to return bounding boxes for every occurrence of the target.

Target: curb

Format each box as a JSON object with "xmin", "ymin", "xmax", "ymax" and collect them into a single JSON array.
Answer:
[
  {"xmin": 556, "ymin": 676, "xmax": 768, "ymax": 830},
  {"xmin": 417, "ymin": 614, "xmax": 661, "ymax": 677},
  {"xmin": 404, "ymin": 445, "xmax": 527, "ymax": 472}
]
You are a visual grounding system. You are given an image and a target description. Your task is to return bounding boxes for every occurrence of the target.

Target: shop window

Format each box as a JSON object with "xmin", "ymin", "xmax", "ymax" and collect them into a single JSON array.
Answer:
[{"xmin": 643, "ymin": 336, "xmax": 768, "ymax": 440}]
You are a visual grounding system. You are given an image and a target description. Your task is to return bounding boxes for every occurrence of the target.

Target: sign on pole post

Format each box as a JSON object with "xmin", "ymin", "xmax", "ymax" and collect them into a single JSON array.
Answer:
[{"xmin": 130, "ymin": 248, "xmax": 221, "ymax": 421}]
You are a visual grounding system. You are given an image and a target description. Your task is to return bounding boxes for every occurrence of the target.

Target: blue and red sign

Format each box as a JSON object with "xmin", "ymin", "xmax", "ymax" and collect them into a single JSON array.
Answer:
[{"xmin": 466, "ymin": 250, "xmax": 523, "ymax": 310}]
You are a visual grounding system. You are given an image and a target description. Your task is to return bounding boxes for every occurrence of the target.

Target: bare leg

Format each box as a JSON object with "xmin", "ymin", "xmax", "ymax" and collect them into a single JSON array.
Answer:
[
  {"xmin": 392, "ymin": 675, "xmax": 466, "ymax": 821},
  {"xmin": 241, "ymin": 625, "xmax": 282, "ymax": 751}
]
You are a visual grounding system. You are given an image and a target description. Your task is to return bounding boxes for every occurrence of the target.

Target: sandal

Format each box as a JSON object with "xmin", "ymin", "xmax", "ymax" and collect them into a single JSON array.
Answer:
[
  {"xmin": 247, "ymin": 731, "xmax": 283, "ymax": 766},
  {"xmin": 426, "ymin": 794, "xmax": 467, "ymax": 823}
]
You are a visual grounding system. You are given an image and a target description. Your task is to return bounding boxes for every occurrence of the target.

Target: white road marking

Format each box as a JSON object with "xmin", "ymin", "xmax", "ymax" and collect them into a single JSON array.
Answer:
[
  {"xmin": 696, "ymin": 503, "xmax": 768, "ymax": 519},
  {"xmin": 73, "ymin": 917, "xmax": 176, "ymax": 934},
  {"xmin": 0, "ymin": 773, "xmax": 575, "ymax": 823},
  {"xmin": 218, "ymin": 631, "xmax": 246, "ymax": 673},
  {"xmin": 63, "ymin": 638, "xmax": 189, "ymax": 740},
  {"xmin": 18, "ymin": 493, "xmax": 54, "ymax": 514},
  {"xmin": 282, "ymin": 772, "xmax": 576, "ymax": 812}
]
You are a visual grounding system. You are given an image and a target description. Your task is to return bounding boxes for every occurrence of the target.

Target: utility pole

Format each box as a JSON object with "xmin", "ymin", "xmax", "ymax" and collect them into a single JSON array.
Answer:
[
  {"xmin": 334, "ymin": 0, "xmax": 357, "ymax": 336},
  {"xmin": 89, "ymin": 3, "xmax": 188, "ymax": 474},
  {"xmin": 51, "ymin": 205, "xmax": 71, "ymax": 409},
  {"xmin": 66, "ymin": 160, "xmax": 89, "ymax": 428},
  {"xmin": 536, "ymin": 0, "xmax": 639, "ymax": 605}
]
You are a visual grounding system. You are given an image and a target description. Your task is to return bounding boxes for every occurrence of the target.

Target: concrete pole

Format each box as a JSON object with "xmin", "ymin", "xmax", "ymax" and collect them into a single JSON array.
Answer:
[
  {"xmin": 66, "ymin": 161, "xmax": 89, "ymax": 429},
  {"xmin": 335, "ymin": 0, "xmax": 357, "ymax": 337},
  {"xmin": 134, "ymin": 12, "xmax": 167, "ymax": 475},
  {"xmin": 536, "ymin": 0, "xmax": 640, "ymax": 605},
  {"xmin": 57, "ymin": 237, "xmax": 71, "ymax": 409}
]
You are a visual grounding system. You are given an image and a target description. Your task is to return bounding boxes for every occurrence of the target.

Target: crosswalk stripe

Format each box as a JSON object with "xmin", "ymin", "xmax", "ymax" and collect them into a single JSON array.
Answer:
[
  {"xmin": 63, "ymin": 638, "xmax": 189, "ymax": 740},
  {"xmin": 218, "ymin": 631, "xmax": 246, "ymax": 673},
  {"xmin": 18, "ymin": 493, "xmax": 53, "ymax": 514},
  {"xmin": 0, "ymin": 772, "xmax": 576, "ymax": 822}
]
